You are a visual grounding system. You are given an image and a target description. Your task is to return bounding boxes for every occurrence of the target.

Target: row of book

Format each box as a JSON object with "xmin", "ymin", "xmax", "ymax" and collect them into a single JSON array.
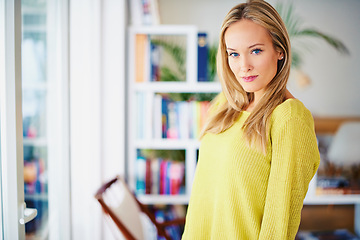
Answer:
[
  {"xmin": 134, "ymin": 32, "xmax": 210, "ymax": 83},
  {"xmin": 24, "ymin": 157, "xmax": 46, "ymax": 195},
  {"xmin": 296, "ymin": 229, "xmax": 359, "ymax": 240},
  {"xmin": 130, "ymin": 0, "xmax": 160, "ymax": 26},
  {"xmin": 316, "ymin": 176, "xmax": 360, "ymax": 195},
  {"xmin": 136, "ymin": 156, "xmax": 185, "ymax": 195},
  {"xmin": 136, "ymin": 93, "xmax": 211, "ymax": 140},
  {"xmin": 23, "ymin": 116, "xmax": 44, "ymax": 138},
  {"xmin": 153, "ymin": 205, "xmax": 186, "ymax": 240}
]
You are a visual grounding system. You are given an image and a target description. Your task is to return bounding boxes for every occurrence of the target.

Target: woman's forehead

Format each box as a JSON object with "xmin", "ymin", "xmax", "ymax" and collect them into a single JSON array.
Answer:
[{"xmin": 224, "ymin": 20, "xmax": 272, "ymax": 49}]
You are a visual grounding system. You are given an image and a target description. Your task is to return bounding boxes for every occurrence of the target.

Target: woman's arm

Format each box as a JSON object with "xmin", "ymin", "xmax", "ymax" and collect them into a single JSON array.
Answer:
[{"xmin": 258, "ymin": 117, "xmax": 320, "ymax": 240}]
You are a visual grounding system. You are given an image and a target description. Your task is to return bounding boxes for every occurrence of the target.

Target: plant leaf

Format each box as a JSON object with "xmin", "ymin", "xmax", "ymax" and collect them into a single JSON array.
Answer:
[{"xmin": 296, "ymin": 29, "xmax": 349, "ymax": 54}]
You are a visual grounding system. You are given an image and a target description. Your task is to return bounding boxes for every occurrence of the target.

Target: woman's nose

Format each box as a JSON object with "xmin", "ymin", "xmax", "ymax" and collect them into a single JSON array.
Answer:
[{"xmin": 239, "ymin": 56, "xmax": 253, "ymax": 73}]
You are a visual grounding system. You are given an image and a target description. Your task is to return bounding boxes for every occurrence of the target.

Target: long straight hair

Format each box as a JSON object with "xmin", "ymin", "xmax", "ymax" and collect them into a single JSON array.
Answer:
[{"xmin": 201, "ymin": 0, "xmax": 291, "ymax": 153}]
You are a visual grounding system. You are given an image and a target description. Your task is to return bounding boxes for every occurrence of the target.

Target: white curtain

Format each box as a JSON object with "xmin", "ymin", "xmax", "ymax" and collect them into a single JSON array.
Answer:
[{"xmin": 69, "ymin": 0, "xmax": 126, "ymax": 239}]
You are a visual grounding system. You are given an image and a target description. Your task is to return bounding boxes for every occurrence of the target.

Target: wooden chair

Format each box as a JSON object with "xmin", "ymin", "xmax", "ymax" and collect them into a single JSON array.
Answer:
[{"xmin": 94, "ymin": 176, "xmax": 185, "ymax": 240}]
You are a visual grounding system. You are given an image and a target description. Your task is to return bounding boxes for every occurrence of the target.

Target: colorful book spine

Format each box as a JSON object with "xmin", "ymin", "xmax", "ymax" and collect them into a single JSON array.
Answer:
[
  {"xmin": 166, "ymin": 101, "xmax": 178, "ymax": 139},
  {"xmin": 136, "ymin": 92, "xmax": 145, "ymax": 139},
  {"xmin": 145, "ymin": 159, "xmax": 152, "ymax": 194},
  {"xmin": 138, "ymin": 93, "xmax": 212, "ymax": 140},
  {"xmin": 150, "ymin": 41, "xmax": 161, "ymax": 81},
  {"xmin": 153, "ymin": 94, "xmax": 163, "ymax": 139},
  {"xmin": 160, "ymin": 160, "xmax": 167, "ymax": 194},
  {"xmin": 197, "ymin": 32, "xmax": 208, "ymax": 82},
  {"xmin": 169, "ymin": 162, "xmax": 185, "ymax": 195},
  {"xmin": 161, "ymin": 97, "xmax": 169, "ymax": 138},
  {"xmin": 136, "ymin": 154, "xmax": 185, "ymax": 195},
  {"xmin": 177, "ymin": 101, "xmax": 190, "ymax": 139},
  {"xmin": 136, "ymin": 155, "xmax": 146, "ymax": 194},
  {"xmin": 153, "ymin": 205, "xmax": 186, "ymax": 239},
  {"xmin": 135, "ymin": 34, "xmax": 149, "ymax": 83},
  {"xmin": 151, "ymin": 158, "xmax": 160, "ymax": 194}
]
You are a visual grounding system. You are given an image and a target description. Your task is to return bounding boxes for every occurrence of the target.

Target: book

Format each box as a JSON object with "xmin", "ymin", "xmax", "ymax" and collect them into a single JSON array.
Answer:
[
  {"xmin": 144, "ymin": 92, "xmax": 153, "ymax": 139},
  {"xmin": 145, "ymin": 159, "xmax": 152, "ymax": 194},
  {"xmin": 150, "ymin": 94, "xmax": 212, "ymax": 140},
  {"xmin": 316, "ymin": 187, "xmax": 360, "ymax": 195},
  {"xmin": 137, "ymin": 154, "xmax": 185, "ymax": 195},
  {"xmin": 136, "ymin": 155, "xmax": 147, "ymax": 194},
  {"xmin": 150, "ymin": 41, "xmax": 161, "ymax": 81},
  {"xmin": 153, "ymin": 205, "xmax": 185, "ymax": 239},
  {"xmin": 153, "ymin": 94, "xmax": 163, "ymax": 139},
  {"xmin": 161, "ymin": 97, "xmax": 169, "ymax": 138},
  {"xmin": 141, "ymin": 0, "xmax": 152, "ymax": 25},
  {"xmin": 130, "ymin": 0, "xmax": 161, "ymax": 26},
  {"xmin": 167, "ymin": 101, "xmax": 179, "ymax": 139},
  {"xmin": 197, "ymin": 33, "xmax": 208, "ymax": 82},
  {"xmin": 159, "ymin": 160, "xmax": 167, "ymax": 194},
  {"xmin": 317, "ymin": 176, "xmax": 349, "ymax": 189},
  {"xmin": 189, "ymin": 101, "xmax": 198, "ymax": 139},
  {"xmin": 136, "ymin": 92, "xmax": 145, "ymax": 139},
  {"xmin": 151, "ymin": 158, "xmax": 160, "ymax": 194},
  {"xmin": 177, "ymin": 101, "xmax": 190, "ymax": 139},
  {"xmin": 169, "ymin": 161, "xmax": 185, "ymax": 195},
  {"xmin": 135, "ymin": 34, "xmax": 150, "ymax": 83}
]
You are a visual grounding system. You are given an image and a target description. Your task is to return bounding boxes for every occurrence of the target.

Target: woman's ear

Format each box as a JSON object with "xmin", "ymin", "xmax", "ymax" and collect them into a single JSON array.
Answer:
[{"xmin": 278, "ymin": 52, "xmax": 284, "ymax": 60}]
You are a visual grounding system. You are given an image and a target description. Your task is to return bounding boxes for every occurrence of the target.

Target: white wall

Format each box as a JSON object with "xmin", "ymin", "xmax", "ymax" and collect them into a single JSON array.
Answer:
[
  {"xmin": 69, "ymin": 0, "xmax": 126, "ymax": 239},
  {"xmin": 159, "ymin": 0, "xmax": 360, "ymax": 117}
]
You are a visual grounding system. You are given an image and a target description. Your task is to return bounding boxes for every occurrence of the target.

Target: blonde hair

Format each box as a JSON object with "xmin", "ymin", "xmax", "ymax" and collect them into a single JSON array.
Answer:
[{"xmin": 201, "ymin": 0, "xmax": 291, "ymax": 153}]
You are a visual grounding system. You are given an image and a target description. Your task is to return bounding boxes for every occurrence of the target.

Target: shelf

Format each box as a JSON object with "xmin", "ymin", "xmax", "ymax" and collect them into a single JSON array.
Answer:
[
  {"xmin": 135, "ymin": 139, "xmax": 200, "ymax": 150},
  {"xmin": 23, "ymin": 137, "xmax": 47, "ymax": 147},
  {"xmin": 134, "ymin": 81, "xmax": 221, "ymax": 93},
  {"xmin": 25, "ymin": 193, "xmax": 48, "ymax": 201},
  {"xmin": 137, "ymin": 194, "xmax": 190, "ymax": 205},
  {"xmin": 23, "ymin": 25, "xmax": 46, "ymax": 32},
  {"xmin": 130, "ymin": 25, "xmax": 197, "ymax": 35},
  {"xmin": 304, "ymin": 195, "xmax": 360, "ymax": 205}
]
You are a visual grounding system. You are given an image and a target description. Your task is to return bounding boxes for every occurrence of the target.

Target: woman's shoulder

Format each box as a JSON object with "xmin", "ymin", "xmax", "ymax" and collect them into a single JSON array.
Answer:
[
  {"xmin": 212, "ymin": 92, "xmax": 227, "ymax": 105},
  {"xmin": 271, "ymin": 98, "xmax": 314, "ymax": 128},
  {"xmin": 208, "ymin": 92, "xmax": 227, "ymax": 113}
]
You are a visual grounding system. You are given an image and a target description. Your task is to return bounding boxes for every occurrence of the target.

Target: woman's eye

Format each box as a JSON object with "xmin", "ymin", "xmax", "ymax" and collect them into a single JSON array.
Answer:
[
  {"xmin": 229, "ymin": 52, "xmax": 239, "ymax": 57},
  {"xmin": 252, "ymin": 49, "xmax": 263, "ymax": 55}
]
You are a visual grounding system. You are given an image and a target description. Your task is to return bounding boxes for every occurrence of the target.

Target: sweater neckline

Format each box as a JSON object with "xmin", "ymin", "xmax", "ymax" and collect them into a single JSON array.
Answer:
[{"xmin": 241, "ymin": 98, "xmax": 298, "ymax": 114}]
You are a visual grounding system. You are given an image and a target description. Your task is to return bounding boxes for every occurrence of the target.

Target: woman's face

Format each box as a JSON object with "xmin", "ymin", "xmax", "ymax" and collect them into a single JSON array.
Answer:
[{"xmin": 224, "ymin": 19, "xmax": 283, "ymax": 98}]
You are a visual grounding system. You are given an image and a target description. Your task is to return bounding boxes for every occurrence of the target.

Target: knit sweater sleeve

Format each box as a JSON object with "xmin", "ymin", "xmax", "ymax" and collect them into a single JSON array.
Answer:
[{"xmin": 258, "ymin": 116, "xmax": 320, "ymax": 240}]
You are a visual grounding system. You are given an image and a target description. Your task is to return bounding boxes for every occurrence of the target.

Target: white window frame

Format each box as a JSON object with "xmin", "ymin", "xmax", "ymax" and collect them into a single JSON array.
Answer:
[{"xmin": 0, "ymin": 0, "xmax": 25, "ymax": 239}]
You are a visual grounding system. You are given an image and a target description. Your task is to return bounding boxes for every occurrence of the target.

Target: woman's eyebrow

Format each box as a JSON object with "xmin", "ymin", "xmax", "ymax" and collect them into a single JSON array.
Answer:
[
  {"xmin": 226, "ymin": 43, "xmax": 265, "ymax": 51},
  {"xmin": 226, "ymin": 47, "xmax": 237, "ymax": 51},
  {"xmin": 248, "ymin": 43, "xmax": 265, "ymax": 48}
]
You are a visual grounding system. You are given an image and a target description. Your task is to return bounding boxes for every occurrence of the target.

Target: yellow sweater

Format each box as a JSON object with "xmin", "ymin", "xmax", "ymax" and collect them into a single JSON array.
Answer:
[{"xmin": 182, "ymin": 96, "xmax": 320, "ymax": 240}]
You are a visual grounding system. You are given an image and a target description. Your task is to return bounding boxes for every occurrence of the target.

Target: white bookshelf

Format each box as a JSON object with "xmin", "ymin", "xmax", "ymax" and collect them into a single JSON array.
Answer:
[
  {"xmin": 305, "ymin": 173, "xmax": 360, "ymax": 205},
  {"xmin": 127, "ymin": 25, "xmax": 220, "ymax": 205},
  {"xmin": 133, "ymin": 81, "xmax": 221, "ymax": 93}
]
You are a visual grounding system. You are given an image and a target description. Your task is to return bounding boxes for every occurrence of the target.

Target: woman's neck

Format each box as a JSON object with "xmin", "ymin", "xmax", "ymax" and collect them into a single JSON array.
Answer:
[{"xmin": 244, "ymin": 89, "xmax": 294, "ymax": 112}]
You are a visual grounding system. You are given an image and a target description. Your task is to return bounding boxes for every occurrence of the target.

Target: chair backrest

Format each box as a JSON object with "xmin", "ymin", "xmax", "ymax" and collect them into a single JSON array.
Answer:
[{"xmin": 95, "ymin": 177, "xmax": 144, "ymax": 240}]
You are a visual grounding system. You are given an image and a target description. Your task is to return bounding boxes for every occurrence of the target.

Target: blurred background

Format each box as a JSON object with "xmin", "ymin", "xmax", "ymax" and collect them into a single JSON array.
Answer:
[{"xmin": 1, "ymin": 0, "xmax": 359, "ymax": 239}]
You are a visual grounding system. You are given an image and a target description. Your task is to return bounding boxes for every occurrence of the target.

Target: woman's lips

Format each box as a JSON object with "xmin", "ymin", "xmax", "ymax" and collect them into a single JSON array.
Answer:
[{"xmin": 242, "ymin": 75, "xmax": 258, "ymax": 83}]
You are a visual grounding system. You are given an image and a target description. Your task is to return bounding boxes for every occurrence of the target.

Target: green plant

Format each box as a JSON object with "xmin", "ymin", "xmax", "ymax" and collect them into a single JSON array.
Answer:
[
  {"xmin": 151, "ymin": 38, "xmax": 219, "ymax": 83},
  {"xmin": 141, "ymin": 149, "xmax": 185, "ymax": 162},
  {"xmin": 151, "ymin": 38, "xmax": 186, "ymax": 82},
  {"xmin": 208, "ymin": 44, "xmax": 218, "ymax": 82},
  {"xmin": 276, "ymin": 2, "xmax": 349, "ymax": 68}
]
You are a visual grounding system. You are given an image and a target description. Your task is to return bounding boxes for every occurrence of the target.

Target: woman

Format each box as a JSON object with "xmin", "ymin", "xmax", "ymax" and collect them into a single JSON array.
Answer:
[{"xmin": 182, "ymin": 0, "xmax": 320, "ymax": 239}]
